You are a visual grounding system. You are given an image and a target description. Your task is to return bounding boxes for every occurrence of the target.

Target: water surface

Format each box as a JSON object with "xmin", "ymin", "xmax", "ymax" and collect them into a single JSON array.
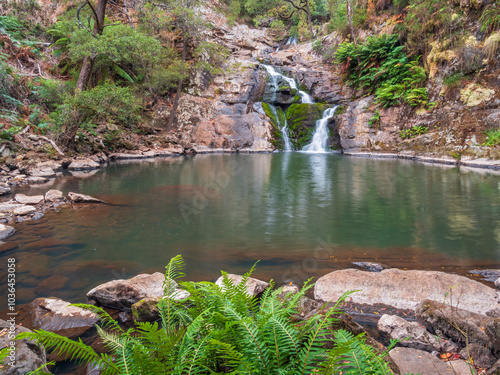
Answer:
[{"xmin": 1, "ymin": 153, "xmax": 500, "ymax": 306}]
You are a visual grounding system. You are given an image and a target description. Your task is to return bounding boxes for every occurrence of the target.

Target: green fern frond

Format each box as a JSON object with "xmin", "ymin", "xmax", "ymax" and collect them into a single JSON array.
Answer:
[{"xmin": 69, "ymin": 303, "xmax": 123, "ymax": 332}]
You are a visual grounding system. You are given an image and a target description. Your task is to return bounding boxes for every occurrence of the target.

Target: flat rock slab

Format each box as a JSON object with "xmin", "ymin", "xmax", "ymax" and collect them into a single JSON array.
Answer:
[
  {"xmin": 68, "ymin": 159, "xmax": 100, "ymax": 171},
  {"xmin": 45, "ymin": 190, "xmax": 64, "ymax": 201},
  {"xmin": 0, "ymin": 224, "xmax": 15, "ymax": 239},
  {"xmin": 14, "ymin": 205, "xmax": 37, "ymax": 215},
  {"xmin": 0, "ymin": 203, "xmax": 26, "ymax": 213},
  {"xmin": 109, "ymin": 153, "xmax": 151, "ymax": 160},
  {"xmin": 0, "ymin": 319, "xmax": 50, "ymax": 374},
  {"xmin": 26, "ymin": 166, "xmax": 56, "ymax": 178},
  {"xmin": 215, "ymin": 274, "xmax": 269, "ymax": 296},
  {"xmin": 30, "ymin": 298, "xmax": 99, "ymax": 337},
  {"xmin": 68, "ymin": 192, "xmax": 105, "ymax": 204},
  {"xmin": 87, "ymin": 272, "xmax": 189, "ymax": 311},
  {"xmin": 389, "ymin": 347, "xmax": 474, "ymax": 375},
  {"xmin": 15, "ymin": 194, "xmax": 44, "ymax": 205},
  {"xmin": 314, "ymin": 269, "xmax": 500, "ymax": 316}
]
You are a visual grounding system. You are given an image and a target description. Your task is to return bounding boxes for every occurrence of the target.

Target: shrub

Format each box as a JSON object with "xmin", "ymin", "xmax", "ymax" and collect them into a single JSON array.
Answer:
[
  {"xmin": 400, "ymin": 125, "xmax": 429, "ymax": 139},
  {"xmin": 334, "ymin": 34, "xmax": 430, "ymax": 108},
  {"xmin": 483, "ymin": 128, "xmax": 500, "ymax": 146},
  {"xmin": 10, "ymin": 256, "xmax": 397, "ymax": 374}
]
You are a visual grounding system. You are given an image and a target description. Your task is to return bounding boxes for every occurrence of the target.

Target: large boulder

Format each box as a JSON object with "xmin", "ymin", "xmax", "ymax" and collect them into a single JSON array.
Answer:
[
  {"xmin": 87, "ymin": 272, "xmax": 189, "ymax": 311},
  {"xmin": 378, "ymin": 314, "xmax": 457, "ymax": 352},
  {"xmin": 30, "ymin": 298, "xmax": 99, "ymax": 337},
  {"xmin": 25, "ymin": 166, "xmax": 56, "ymax": 178},
  {"xmin": 0, "ymin": 319, "xmax": 50, "ymax": 375},
  {"xmin": 215, "ymin": 274, "xmax": 269, "ymax": 297},
  {"xmin": 44, "ymin": 190, "xmax": 64, "ymax": 202},
  {"xmin": 314, "ymin": 268, "xmax": 500, "ymax": 316}
]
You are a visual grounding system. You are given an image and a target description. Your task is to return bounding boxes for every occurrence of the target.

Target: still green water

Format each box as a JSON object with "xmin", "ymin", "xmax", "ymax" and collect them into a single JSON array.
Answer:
[{"xmin": 1, "ymin": 153, "xmax": 500, "ymax": 305}]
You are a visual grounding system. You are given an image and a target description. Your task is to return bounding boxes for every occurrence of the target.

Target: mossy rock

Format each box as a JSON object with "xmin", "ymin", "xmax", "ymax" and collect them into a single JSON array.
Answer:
[
  {"xmin": 131, "ymin": 297, "xmax": 160, "ymax": 322},
  {"xmin": 285, "ymin": 103, "xmax": 338, "ymax": 149},
  {"xmin": 263, "ymin": 103, "xmax": 288, "ymax": 150}
]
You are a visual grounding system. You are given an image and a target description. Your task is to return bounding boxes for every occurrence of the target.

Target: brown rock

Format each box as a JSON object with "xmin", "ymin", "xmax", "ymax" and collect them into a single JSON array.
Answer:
[
  {"xmin": 14, "ymin": 194, "xmax": 44, "ymax": 205},
  {"xmin": 87, "ymin": 272, "xmax": 189, "ymax": 311},
  {"xmin": 68, "ymin": 159, "xmax": 100, "ymax": 171},
  {"xmin": 44, "ymin": 190, "xmax": 64, "ymax": 201},
  {"xmin": 68, "ymin": 192, "xmax": 105, "ymax": 204}
]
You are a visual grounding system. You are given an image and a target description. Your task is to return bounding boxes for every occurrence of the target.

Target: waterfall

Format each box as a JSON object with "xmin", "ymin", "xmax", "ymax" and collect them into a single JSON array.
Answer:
[
  {"xmin": 286, "ymin": 35, "xmax": 298, "ymax": 45},
  {"xmin": 302, "ymin": 106, "xmax": 338, "ymax": 153},
  {"xmin": 262, "ymin": 65, "xmax": 314, "ymax": 104},
  {"xmin": 270, "ymin": 105, "xmax": 293, "ymax": 152}
]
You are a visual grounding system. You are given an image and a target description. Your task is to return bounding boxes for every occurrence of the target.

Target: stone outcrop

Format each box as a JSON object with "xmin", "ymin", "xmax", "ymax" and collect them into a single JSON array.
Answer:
[
  {"xmin": 67, "ymin": 159, "xmax": 100, "ymax": 171},
  {"xmin": 215, "ymin": 274, "xmax": 269, "ymax": 296},
  {"xmin": 87, "ymin": 272, "xmax": 189, "ymax": 311},
  {"xmin": 14, "ymin": 194, "xmax": 44, "ymax": 205},
  {"xmin": 314, "ymin": 268, "xmax": 500, "ymax": 316}
]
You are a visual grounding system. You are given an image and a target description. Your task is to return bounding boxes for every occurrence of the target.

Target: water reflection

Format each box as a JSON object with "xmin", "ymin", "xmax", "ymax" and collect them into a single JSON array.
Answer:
[{"xmin": 1, "ymin": 153, "xmax": 500, "ymax": 306}]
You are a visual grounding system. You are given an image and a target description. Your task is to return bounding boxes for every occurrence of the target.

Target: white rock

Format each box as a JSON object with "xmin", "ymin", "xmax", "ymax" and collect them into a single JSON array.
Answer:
[
  {"xmin": 14, "ymin": 205, "xmax": 37, "ymax": 215},
  {"xmin": 15, "ymin": 194, "xmax": 44, "ymax": 205},
  {"xmin": 45, "ymin": 190, "xmax": 64, "ymax": 201},
  {"xmin": 26, "ymin": 166, "xmax": 56, "ymax": 178},
  {"xmin": 0, "ymin": 224, "xmax": 15, "ymax": 239}
]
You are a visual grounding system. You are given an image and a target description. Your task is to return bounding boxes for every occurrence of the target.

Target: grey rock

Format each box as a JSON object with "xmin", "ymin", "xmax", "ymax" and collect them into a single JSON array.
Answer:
[
  {"xmin": 0, "ymin": 319, "xmax": 51, "ymax": 375},
  {"xmin": 416, "ymin": 299, "xmax": 500, "ymax": 351},
  {"xmin": 30, "ymin": 298, "xmax": 99, "ymax": 337},
  {"xmin": 252, "ymin": 102, "xmax": 266, "ymax": 115},
  {"xmin": 389, "ymin": 347, "xmax": 474, "ymax": 375},
  {"xmin": 0, "ymin": 203, "xmax": 25, "ymax": 214},
  {"xmin": 470, "ymin": 269, "xmax": 500, "ymax": 282},
  {"xmin": 378, "ymin": 314, "xmax": 457, "ymax": 352},
  {"xmin": 68, "ymin": 159, "xmax": 100, "ymax": 171},
  {"xmin": 352, "ymin": 261, "xmax": 387, "ymax": 272},
  {"xmin": 44, "ymin": 190, "xmax": 64, "ymax": 202},
  {"xmin": 215, "ymin": 274, "xmax": 269, "ymax": 296},
  {"xmin": 14, "ymin": 194, "xmax": 44, "ymax": 205},
  {"xmin": 314, "ymin": 268, "xmax": 500, "ymax": 316},
  {"xmin": 25, "ymin": 177, "xmax": 50, "ymax": 185},
  {"xmin": 0, "ymin": 224, "xmax": 15, "ymax": 239},
  {"xmin": 0, "ymin": 182, "xmax": 11, "ymax": 196},
  {"xmin": 68, "ymin": 192, "xmax": 105, "ymax": 204},
  {"xmin": 460, "ymin": 343, "xmax": 496, "ymax": 368},
  {"xmin": 87, "ymin": 272, "xmax": 189, "ymax": 311}
]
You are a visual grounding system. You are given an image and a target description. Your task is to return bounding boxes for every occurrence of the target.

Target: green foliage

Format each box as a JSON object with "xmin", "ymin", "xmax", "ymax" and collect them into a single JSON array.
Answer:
[
  {"xmin": 50, "ymin": 83, "xmax": 141, "ymax": 134},
  {"xmin": 0, "ymin": 15, "xmax": 25, "ymax": 41},
  {"xmin": 483, "ymin": 128, "xmax": 500, "ymax": 146},
  {"xmin": 369, "ymin": 109, "xmax": 380, "ymax": 128},
  {"xmin": 443, "ymin": 72, "xmax": 465, "ymax": 87},
  {"xmin": 480, "ymin": 0, "xmax": 500, "ymax": 32},
  {"xmin": 18, "ymin": 256, "xmax": 395, "ymax": 375},
  {"xmin": 334, "ymin": 34, "xmax": 429, "ymax": 108},
  {"xmin": 400, "ymin": 125, "xmax": 429, "ymax": 139}
]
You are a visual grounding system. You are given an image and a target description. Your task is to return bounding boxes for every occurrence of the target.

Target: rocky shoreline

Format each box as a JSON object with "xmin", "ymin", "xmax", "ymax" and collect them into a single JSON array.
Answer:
[{"xmin": 3, "ymin": 266, "xmax": 500, "ymax": 374}]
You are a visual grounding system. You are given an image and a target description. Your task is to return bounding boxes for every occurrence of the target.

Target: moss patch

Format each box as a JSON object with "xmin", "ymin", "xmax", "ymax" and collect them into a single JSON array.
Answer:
[{"xmin": 286, "ymin": 103, "xmax": 333, "ymax": 149}]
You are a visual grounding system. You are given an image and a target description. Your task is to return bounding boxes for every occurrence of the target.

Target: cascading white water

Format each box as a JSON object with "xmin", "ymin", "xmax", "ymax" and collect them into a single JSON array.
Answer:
[
  {"xmin": 262, "ymin": 65, "xmax": 314, "ymax": 104},
  {"xmin": 270, "ymin": 105, "xmax": 293, "ymax": 152},
  {"xmin": 286, "ymin": 35, "xmax": 298, "ymax": 45},
  {"xmin": 302, "ymin": 106, "xmax": 338, "ymax": 153}
]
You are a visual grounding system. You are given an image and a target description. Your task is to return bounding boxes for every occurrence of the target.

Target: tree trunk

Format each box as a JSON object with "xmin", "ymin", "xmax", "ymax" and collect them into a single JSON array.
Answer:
[
  {"xmin": 75, "ymin": 0, "xmax": 108, "ymax": 92},
  {"xmin": 306, "ymin": 0, "xmax": 313, "ymax": 35},
  {"xmin": 167, "ymin": 37, "xmax": 188, "ymax": 130},
  {"xmin": 346, "ymin": 0, "xmax": 360, "ymax": 65}
]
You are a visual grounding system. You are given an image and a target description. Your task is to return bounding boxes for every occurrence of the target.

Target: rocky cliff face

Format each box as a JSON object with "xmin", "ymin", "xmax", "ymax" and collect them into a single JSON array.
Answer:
[{"xmin": 151, "ymin": 2, "xmax": 499, "ymax": 160}]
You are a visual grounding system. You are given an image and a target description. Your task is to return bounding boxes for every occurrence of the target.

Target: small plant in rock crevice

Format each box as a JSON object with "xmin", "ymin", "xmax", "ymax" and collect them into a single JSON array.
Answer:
[{"xmin": 399, "ymin": 125, "xmax": 429, "ymax": 139}]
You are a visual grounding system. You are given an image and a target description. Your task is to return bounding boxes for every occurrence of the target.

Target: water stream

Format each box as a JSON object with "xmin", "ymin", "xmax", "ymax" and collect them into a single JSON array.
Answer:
[
  {"xmin": 262, "ymin": 65, "xmax": 314, "ymax": 104},
  {"xmin": 270, "ymin": 105, "xmax": 293, "ymax": 151},
  {"xmin": 302, "ymin": 106, "xmax": 339, "ymax": 153}
]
